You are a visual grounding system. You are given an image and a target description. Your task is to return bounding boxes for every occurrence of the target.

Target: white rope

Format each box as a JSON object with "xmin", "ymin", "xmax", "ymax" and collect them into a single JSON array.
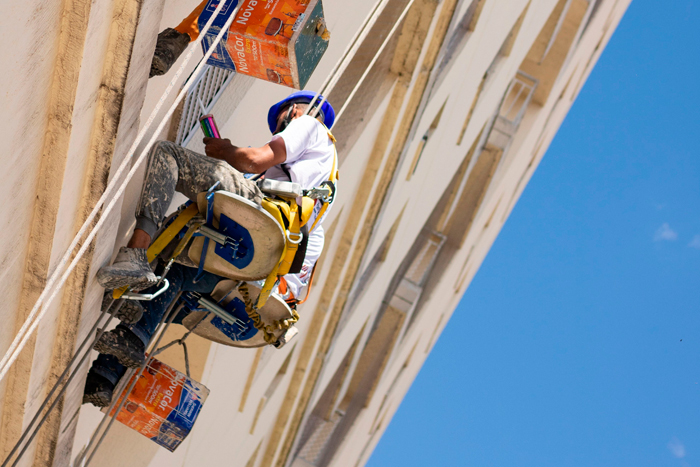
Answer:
[
  {"xmin": 333, "ymin": 0, "xmax": 417, "ymax": 125},
  {"xmin": 0, "ymin": 0, "xmax": 237, "ymax": 382},
  {"xmin": 306, "ymin": 0, "xmax": 392, "ymax": 116},
  {"xmin": 0, "ymin": 0, "xmax": 418, "ymax": 383}
]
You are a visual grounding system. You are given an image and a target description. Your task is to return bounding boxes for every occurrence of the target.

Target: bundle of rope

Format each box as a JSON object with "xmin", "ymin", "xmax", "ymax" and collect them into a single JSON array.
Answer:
[{"xmin": 238, "ymin": 282, "xmax": 300, "ymax": 345}]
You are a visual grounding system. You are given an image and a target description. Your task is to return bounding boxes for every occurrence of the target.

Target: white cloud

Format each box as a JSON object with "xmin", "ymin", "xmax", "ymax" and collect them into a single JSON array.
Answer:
[
  {"xmin": 668, "ymin": 437, "xmax": 686, "ymax": 459},
  {"xmin": 654, "ymin": 223, "xmax": 678, "ymax": 242},
  {"xmin": 688, "ymin": 235, "xmax": 700, "ymax": 249}
]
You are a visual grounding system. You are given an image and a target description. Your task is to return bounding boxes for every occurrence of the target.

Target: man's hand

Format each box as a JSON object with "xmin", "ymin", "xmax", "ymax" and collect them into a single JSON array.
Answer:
[{"xmin": 204, "ymin": 137, "xmax": 235, "ymax": 161}]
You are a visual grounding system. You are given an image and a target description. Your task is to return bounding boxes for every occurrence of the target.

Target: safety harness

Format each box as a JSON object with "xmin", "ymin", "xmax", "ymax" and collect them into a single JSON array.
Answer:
[
  {"xmin": 256, "ymin": 128, "xmax": 338, "ymax": 308},
  {"xmin": 113, "ymin": 128, "xmax": 338, "ymax": 345}
]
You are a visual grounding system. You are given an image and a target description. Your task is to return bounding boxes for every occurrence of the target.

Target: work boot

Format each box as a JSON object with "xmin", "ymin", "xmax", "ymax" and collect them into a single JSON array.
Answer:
[
  {"xmin": 82, "ymin": 371, "xmax": 115, "ymax": 408},
  {"xmin": 101, "ymin": 292, "xmax": 144, "ymax": 325},
  {"xmin": 150, "ymin": 28, "xmax": 191, "ymax": 78},
  {"xmin": 93, "ymin": 327, "xmax": 146, "ymax": 369},
  {"xmin": 96, "ymin": 247, "xmax": 157, "ymax": 291}
]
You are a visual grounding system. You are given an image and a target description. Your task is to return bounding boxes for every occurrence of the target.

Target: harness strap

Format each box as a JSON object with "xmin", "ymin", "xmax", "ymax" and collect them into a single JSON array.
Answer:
[
  {"xmin": 255, "ymin": 129, "xmax": 338, "ymax": 308},
  {"xmin": 308, "ymin": 130, "xmax": 338, "ymax": 232},
  {"xmin": 113, "ymin": 203, "xmax": 200, "ymax": 299},
  {"xmin": 278, "ymin": 198, "xmax": 301, "ymax": 276}
]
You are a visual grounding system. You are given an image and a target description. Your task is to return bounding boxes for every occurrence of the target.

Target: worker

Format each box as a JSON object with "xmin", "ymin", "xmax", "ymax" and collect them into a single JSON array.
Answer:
[
  {"xmin": 150, "ymin": 0, "xmax": 217, "ymax": 77},
  {"xmin": 82, "ymin": 91, "xmax": 337, "ymax": 407}
]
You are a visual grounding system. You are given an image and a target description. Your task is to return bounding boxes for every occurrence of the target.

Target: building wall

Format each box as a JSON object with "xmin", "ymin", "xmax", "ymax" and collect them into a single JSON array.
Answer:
[{"xmin": 0, "ymin": 0, "xmax": 630, "ymax": 465}]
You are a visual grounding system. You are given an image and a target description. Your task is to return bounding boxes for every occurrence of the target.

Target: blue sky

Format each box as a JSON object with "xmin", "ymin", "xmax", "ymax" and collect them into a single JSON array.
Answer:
[{"xmin": 368, "ymin": 1, "xmax": 700, "ymax": 466}]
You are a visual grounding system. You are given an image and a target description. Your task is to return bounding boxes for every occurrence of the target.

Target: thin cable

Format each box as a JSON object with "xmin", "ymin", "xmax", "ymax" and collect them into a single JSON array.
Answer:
[
  {"xmin": 333, "ymin": 0, "xmax": 416, "ymax": 126},
  {"xmin": 312, "ymin": 0, "xmax": 413, "ymax": 126},
  {"xmin": 0, "ymin": 0, "xmax": 240, "ymax": 383},
  {"xmin": 82, "ymin": 298, "xmax": 183, "ymax": 467},
  {"xmin": 305, "ymin": 0, "xmax": 392, "ymax": 116},
  {"xmin": 4, "ymin": 304, "xmax": 119, "ymax": 467}
]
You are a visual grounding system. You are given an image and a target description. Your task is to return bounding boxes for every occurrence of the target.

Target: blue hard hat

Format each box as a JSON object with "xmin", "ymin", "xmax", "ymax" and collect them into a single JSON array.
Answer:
[{"xmin": 267, "ymin": 91, "xmax": 336, "ymax": 133}]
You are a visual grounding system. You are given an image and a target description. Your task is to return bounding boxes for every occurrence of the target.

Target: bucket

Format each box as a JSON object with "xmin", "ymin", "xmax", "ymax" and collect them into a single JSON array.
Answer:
[
  {"xmin": 198, "ymin": 0, "xmax": 329, "ymax": 88},
  {"xmin": 106, "ymin": 359, "xmax": 209, "ymax": 452}
]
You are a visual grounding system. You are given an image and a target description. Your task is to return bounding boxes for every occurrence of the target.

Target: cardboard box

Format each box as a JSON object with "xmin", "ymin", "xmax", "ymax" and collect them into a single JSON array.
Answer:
[
  {"xmin": 107, "ymin": 359, "xmax": 210, "ymax": 452},
  {"xmin": 198, "ymin": 0, "xmax": 329, "ymax": 88}
]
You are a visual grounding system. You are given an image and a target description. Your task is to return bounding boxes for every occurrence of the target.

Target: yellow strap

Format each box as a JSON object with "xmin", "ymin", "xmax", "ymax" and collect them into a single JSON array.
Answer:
[
  {"xmin": 277, "ymin": 198, "xmax": 300, "ymax": 277},
  {"xmin": 256, "ymin": 197, "xmax": 301, "ymax": 308},
  {"xmin": 299, "ymin": 197, "xmax": 315, "ymax": 227},
  {"xmin": 171, "ymin": 221, "xmax": 204, "ymax": 259},
  {"xmin": 256, "ymin": 128, "xmax": 339, "ymax": 307},
  {"xmin": 146, "ymin": 203, "xmax": 200, "ymax": 262},
  {"xmin": 305, "ymin": 130, "xmax": 338, "ymax": 233},
  {"xmin": 308, "ymin": 202, "xmax": 328, "ymax": 233},
  {"xmin": 261, "ymin": 198, "xmax": 286, "ymax": 227},
  {"xmin": 326, "ymin": 129, "xmax": 338, "ymax": 182},
  {"xmin": 255, "ymin": 264, "xmax": 280, "ymax": 309},
  {"xmin": 113, "ymin": 203, "xmax": 200, "ymax": 299}
]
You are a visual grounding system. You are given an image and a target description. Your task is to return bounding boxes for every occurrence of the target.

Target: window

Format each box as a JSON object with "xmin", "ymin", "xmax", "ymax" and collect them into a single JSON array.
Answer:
[
  {"xmin": 389, "ymin": 231, "xmax": 445, "ymax": 315},
  {"xmin": 488, "ymin": 71, "xmax": 538, "ymax": 150},
  {"xmin": 337, "ymin": 207, "xmax": 406, "ymax": 333},
  {"xmin": 540, "ymin": 0, "xmax": 575, "ymax": 62},
  {"xmin": 249, "ymin": 349, "xmax": 294, "ymax": 433},
  {"xmin": 518, "ymin": 0, "xmax": 589, "ymax": 105},
  {"xmin": 291, "ymin": 331, "xmax": 364, "ymax": 467},
  {"xmin": 456, "ymin": 2, "xmax": 530, "ymax": 145},
  {"xmin": 579, "ymin": 0, "xmax": 604, "ymax": 40},
  {"xmin": 175, "ymin": 65, "xmax": 235, "ymax": 146}
]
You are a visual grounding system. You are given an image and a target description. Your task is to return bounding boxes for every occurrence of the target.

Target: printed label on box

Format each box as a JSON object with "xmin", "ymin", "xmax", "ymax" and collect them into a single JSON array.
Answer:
[
  {"xmin": 198, "ymin": 0, "xmax": 327, "ymax": 88},
  {"xmin": 108, "ymin": 359, "xmax": 209, "ymax": 452}
]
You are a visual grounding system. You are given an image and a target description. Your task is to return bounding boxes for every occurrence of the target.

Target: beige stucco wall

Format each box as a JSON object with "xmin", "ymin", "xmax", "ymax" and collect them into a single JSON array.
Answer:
[
  {"xmin": 0, "ymin": 0, "xmax": 65, "ymax": 408},
  {"xmin": 0, "ymin": 0, "xmax": 630, "ymax": 465}
]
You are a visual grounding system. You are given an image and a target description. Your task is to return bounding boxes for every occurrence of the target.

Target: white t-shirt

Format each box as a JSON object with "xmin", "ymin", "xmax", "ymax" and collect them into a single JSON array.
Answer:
[
  {"xmin": 266, "ymin": 115, "xmax": 336, "ymax": 299},
  {"xmin": 266, "ymin": 115, "xmax": 335, "ymax": 191}
]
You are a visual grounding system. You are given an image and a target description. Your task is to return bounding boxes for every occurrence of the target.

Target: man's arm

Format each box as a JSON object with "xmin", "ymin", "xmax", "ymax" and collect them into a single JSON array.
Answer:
[{"xmin": 203, "ymin": 136, "xmax": 287, "ymax": 173}]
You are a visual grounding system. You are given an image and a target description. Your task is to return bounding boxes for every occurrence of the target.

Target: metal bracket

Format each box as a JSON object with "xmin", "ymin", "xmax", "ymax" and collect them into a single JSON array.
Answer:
[
  {"xmin": 197, "ymin": 296, "xmax": 246, "ymax": 330},
  {"xmin": 120, "ymin": 279, "xmax": 170, "ymax": 301},
  {"xmin": 304, "ymin": 186, "xmax": 332, "ymax": 202},
  {"xmin": 198, "ymin": 225, "xmax": 227, "ymax": 245},
  {"xmin": 286, "ymin": 230, "xmax": 303, "ymax": 245}
]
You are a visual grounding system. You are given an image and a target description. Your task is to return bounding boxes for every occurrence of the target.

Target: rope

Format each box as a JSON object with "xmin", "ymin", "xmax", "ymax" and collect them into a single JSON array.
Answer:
[
  {"xmin": 0, "ymin": 0, "xmax": 417, "ymax": 383},
  {"xmin": 306, "ymin": 0, "xmax": 393, "ymax": 118},
  {"xmin": 333, "ymin": 0, "xmax": 417, "ymax": 125},
  {"xmin": 152, "ymin": 311, "xmax": 210, "ymax": 378},
  {"xmin": 1, "ymin": 300, "xmax": 122, "ymax": 467},
  {"xmin": 0, "ymin": 0, "xmax": 238, "ymax": 384},
  {"xmin": 238, "ymin": 283, "xmax": 300, "ymax": 345},
  {"xmin": 78, "ymin": 296, "xmax": 184, "ymax": 467}
]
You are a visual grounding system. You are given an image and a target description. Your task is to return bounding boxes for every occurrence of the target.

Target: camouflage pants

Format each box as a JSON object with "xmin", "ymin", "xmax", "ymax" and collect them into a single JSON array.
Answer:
[{"xmin": 135, "ymin": 141, "xmax": 263, "ymax": 238}]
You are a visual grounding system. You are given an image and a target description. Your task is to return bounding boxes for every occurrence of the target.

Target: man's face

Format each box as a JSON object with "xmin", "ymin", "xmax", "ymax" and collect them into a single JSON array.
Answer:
[{"xmin": 275, "ymin": 103, "xmax": 297, "ymax": 134}]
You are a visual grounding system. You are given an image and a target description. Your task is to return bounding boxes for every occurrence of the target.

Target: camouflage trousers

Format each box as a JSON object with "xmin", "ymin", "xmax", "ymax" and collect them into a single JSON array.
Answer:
[{"xmin": 135, "ymin": 141, "xmax": 263, "ymax": 238}]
